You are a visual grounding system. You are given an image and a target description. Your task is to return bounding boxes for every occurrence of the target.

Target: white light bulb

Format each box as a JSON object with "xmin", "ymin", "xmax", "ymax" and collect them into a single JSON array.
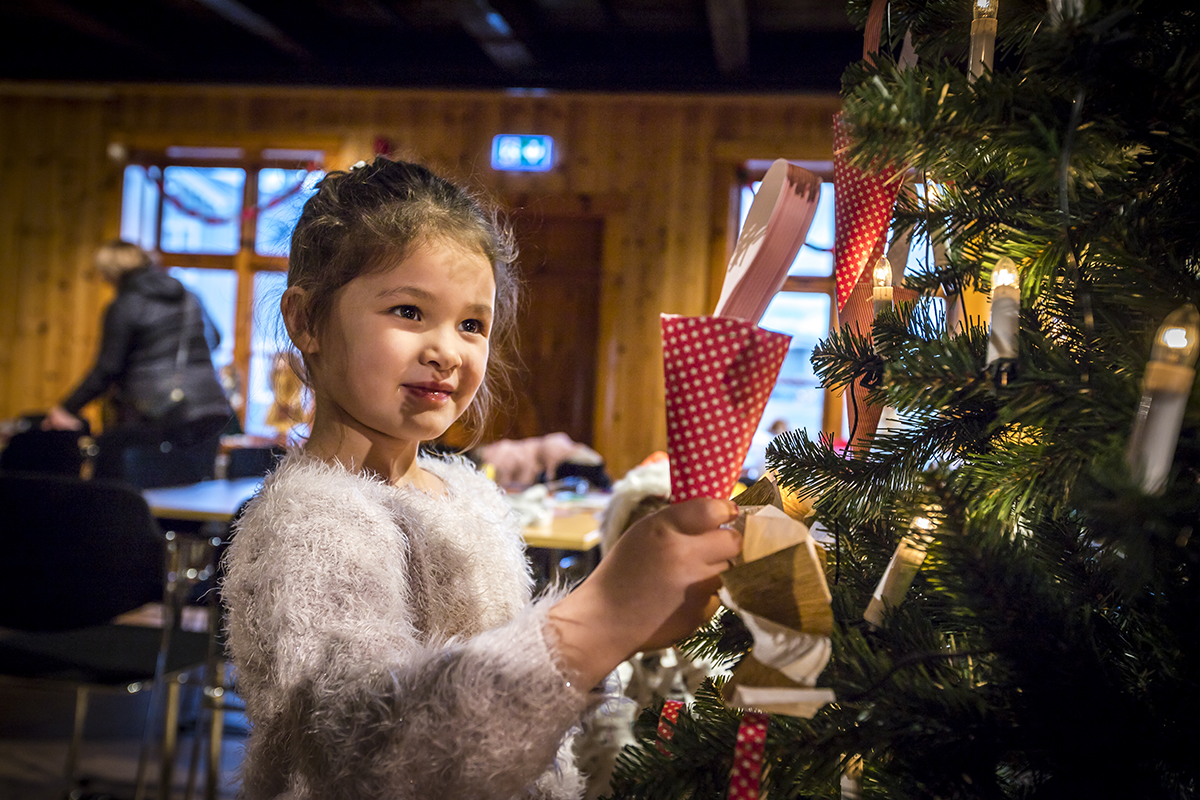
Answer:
[
  {"xmin": 872, "ymin": 257, "xmax": 893, "ymax": 288},
  {"xmin": 991, "ymin": 257, "xmax": 1020, "ymax": 293},
  {"xmin": 1127, "ymin": 304, "xmax": 1200, "ymax": 494},
  {"xmin": 1161, "ymin": 327, "xmax": 1190, "ymax": 350}
]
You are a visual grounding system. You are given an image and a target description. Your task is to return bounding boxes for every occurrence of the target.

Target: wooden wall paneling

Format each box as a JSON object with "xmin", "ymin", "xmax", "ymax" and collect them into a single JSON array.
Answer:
[
  {"xmin": 593, "ymin": 206, "xmax": 629, "ymax": 475},
  {"xmin": 566, "ymin": 98, "xmax": 600, "ymax": 193},
  {"xmin": 0, "ymin": 98, "xmax": 29, "ymax": 415},
  {"xmin": 531, "ymin": 97, "xmax": 570, "ymax": 198},
  {"xmin": 470, "ymin": 98, "xmax": 505, "ymax": 196},
  {"xmin": 71, "ymin": 103, "xmax": 113, "ymax": 418},
  {"xmin": 438, "ymin": 97, "xmax": 469, "ymax": 178},
  {"xmin": 0, "ymin": 99, "xmax": 21, "ymax": 414},
  {"xmin": 0, "ymin": 85, "xmax": 841, "ymax": 470},
  {"xmin": 595, "ymin": 96, "xmax": 651, "ymax": 476},
  {"xmin": 13, "ymin": 99, "xmax": 54, "ymax": 416},
  {"xmin": 44, "ymin": 101, "xmax": 72, "ymax": 406}
]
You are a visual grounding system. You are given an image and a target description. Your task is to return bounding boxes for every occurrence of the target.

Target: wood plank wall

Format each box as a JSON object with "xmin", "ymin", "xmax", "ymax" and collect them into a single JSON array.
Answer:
[{"xmin": 0, "ymin": 82, "xmax": 839, "ymax": 477}]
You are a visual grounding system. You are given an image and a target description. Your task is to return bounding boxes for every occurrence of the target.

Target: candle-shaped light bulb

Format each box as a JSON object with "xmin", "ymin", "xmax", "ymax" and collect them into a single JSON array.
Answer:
[
  {"xmin": 1127, "ymin": 304, "xmax": 1200, "ymax": 494},
  {"xmin": 970, "ymin": 0, "xmax": 999, "ymax": 81},
  {"xmin": 864, "ymin": 511, "xmax": 938, "ymax": 627},
  {"xmin": 872, "ymin": 256, "xmax": 894, "ymax": 318},
  {"xmin": 986, "ymin": 257, "xmax": 1021, "ymax": 368}
]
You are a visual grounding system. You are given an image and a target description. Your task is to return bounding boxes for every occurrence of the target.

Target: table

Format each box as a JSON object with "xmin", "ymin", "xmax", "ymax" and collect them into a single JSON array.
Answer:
[
  {"xmin": 144, "ymin": 478, "xmax": 603, "ymax": 553},
  {"xmin": 144, "ymin": 477, "xmax": 263, "ymax": 523}
]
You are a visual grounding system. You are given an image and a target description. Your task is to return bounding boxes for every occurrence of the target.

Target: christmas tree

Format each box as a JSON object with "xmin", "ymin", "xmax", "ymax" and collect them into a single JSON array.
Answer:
[{"xmin": 605, "ymin": 0, "xmax": 1200, "ymax": 797}]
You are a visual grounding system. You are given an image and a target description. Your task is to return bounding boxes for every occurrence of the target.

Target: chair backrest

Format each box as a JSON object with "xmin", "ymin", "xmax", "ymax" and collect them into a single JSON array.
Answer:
[
  {"xmin": 226, "ymin": 445, "xmax": 286, "ymax": 479},
  {"xmin": 0, "ymin": 473, "xmax": 165, "ymax": 631},
  {"xmin": 0, "ymin": 416, "xmax": 88, "ymax": 476}
]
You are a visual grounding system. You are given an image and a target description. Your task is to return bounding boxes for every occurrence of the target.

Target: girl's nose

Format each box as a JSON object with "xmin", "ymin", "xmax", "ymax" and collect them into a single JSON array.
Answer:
[{"xmin": 421, "ymin": 330, "xmax": 462, "ymax": 372}]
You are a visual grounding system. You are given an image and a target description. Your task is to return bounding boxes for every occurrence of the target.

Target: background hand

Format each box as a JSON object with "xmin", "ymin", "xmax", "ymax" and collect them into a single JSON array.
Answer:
[{"xmin": 41, "ymin": 406, "xmax": 84, "ymax": 431}]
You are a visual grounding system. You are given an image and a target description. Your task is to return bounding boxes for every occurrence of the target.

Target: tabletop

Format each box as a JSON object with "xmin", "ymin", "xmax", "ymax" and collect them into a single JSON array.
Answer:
[
  {"xmin": 143, "ymin": 477, "xmax": 264, "ymax": 523},
  {"xmin": 143, "ymin": 478, "xmax": 603, "ymax": 552}
]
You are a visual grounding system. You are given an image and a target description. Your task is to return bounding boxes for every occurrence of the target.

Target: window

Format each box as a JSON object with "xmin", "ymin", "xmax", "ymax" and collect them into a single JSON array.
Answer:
[
  {"xmin": 737, "ymin": 162, "xmax": 938, "ymax": 479},
  {"xmin": 119, "ymin": 147, "xmax": 323, "ymax": 438}
]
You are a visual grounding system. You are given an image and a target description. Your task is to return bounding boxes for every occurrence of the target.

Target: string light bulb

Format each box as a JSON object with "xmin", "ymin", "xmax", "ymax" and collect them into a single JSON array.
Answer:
[
  {"xmin": 864, "ymin": 512, "xmax": 938, "ymax": 627},
  {"xmin": 872, "ymin": 256, "xmax": 894, "ymax": 318},
  {"xmin": 986, "ymin": 257, "xmax": 1021, "ymax": 382},
  {"xmin": 970, "ymin": 0, "xmax": 999, "ymax": 81},
  {"xmin": 1127, "ymin": 304, "xmax": 1200, "ymax": 494}
]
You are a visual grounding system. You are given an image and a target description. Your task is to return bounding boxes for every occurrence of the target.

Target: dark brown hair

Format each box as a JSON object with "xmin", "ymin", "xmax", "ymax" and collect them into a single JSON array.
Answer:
[{"xmin": 285, "ymin": 156, "xmax": 519, "ymax": 441}]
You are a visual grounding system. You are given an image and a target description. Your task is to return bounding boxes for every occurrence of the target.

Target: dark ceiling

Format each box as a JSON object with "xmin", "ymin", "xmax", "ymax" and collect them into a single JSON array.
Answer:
[{"xmin": 2, "ymin": 0, "xmax": 861, "ymax": 93}]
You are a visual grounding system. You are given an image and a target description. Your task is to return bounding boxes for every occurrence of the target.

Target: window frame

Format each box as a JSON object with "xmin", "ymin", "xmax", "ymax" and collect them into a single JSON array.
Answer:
[{"xmin": 121, "ymin": 145, "xmax": 326, "ymax": 432}]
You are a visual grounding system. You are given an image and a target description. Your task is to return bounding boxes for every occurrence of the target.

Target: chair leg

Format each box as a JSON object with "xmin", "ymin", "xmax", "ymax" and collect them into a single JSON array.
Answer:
[
  {"xmin": 64, "ymin": 687, "xmax": 89, "ymax": 789},
  {"xmin": 205, "ymin": 663, "xmax": 226, "ymax": 800},
  {"xmin": 183, "ymin": 698, "xmax": 206, "ymax": 800},
  {"xmin": 160, "ymin": 678, "xmax": 181, "ymax": 800}
]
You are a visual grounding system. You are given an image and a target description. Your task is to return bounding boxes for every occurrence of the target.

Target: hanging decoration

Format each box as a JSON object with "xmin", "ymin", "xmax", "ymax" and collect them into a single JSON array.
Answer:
[
  {"xmin": 832, "ymin": 113, "xmax": 903, "ymax": 315},
  {"xmin": 833, "ymin": 0, "xmax": 917, "ymax": 453},
  {"xmin": 662, "ymin": 158, "xmax": 820, "ymax": 503},
  {"xmin": 969, "ymin": 0, "xmax": 999, "ymax": 81},
  {"xmin": 719, "ymin": 503, "xmax": 835, "ymax": 718},
  {"xmin": 863, "ymin": 513, "xmax": 937, "ymax": 627},
  {"xmin": 1126, "ymin": 304, "xmax": 1200, "ymax": 494},
  {"xmin": 985, "ymin": 257, "xmax": 1021, "ymax": 385},
  {"xmin": 150, "ymin": 166, "xmax": 318, "ymax": 226},
  {"xmin": 655, "ymin": 699, "xmax": 685, "ymax": 756},
  {"xmin": 871, "ymin": 256, "xmax": 906, "ymax": 438},
  {"xmin": 727, "ymin": 711, "xmax": 770, "ymax": 800}
]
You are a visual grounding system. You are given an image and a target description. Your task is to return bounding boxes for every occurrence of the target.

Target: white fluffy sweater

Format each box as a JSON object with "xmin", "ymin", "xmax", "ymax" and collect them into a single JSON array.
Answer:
[{"xmin": 223, "ymin": 452, "xmax": 591, "ymax": 800}]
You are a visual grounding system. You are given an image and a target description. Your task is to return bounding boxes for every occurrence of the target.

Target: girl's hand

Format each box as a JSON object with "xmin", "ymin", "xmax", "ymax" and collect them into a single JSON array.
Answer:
[{"xmin": 548, "ymin": 498, "xmax": 741, "ymax": 689}]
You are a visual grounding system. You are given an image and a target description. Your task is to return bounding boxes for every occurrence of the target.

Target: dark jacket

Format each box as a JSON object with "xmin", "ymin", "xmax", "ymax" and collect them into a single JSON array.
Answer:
[{"xmin": 62, "ymin": 267, "xmax": 233, "ymax": 431}]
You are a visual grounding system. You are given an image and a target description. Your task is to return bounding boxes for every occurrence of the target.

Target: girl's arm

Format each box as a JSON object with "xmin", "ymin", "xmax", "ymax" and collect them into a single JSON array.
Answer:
[{"xmin": 549, "ymin": 498, "xmax": 741, "ymax": 689}]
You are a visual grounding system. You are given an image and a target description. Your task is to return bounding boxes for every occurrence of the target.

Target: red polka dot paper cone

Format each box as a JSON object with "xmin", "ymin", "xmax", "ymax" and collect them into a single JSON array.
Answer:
[
  {"xmin": 662, "ymin": 315, "xmax": 792, "ymax": 503},
  {"xmin": 833, "ymin": 111, "xmax": 902, "ymax": 313}
]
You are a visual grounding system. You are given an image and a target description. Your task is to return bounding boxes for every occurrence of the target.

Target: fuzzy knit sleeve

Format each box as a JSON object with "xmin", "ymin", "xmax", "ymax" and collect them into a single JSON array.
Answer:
[{"xmin": 222, "ymin": 457, "xmax": 592, "ymax": 800}]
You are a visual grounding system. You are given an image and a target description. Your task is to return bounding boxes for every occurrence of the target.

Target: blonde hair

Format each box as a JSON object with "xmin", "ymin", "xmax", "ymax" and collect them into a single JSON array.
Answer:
[{"xmin": 94, "ymin": 240, "xmax": 154, "ymax": 283}]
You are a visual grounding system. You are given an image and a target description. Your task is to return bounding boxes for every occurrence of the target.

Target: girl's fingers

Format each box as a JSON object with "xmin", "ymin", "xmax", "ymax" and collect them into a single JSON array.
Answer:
[{"xmin": 663, "ymin": 497, "xmax": 738, "ymax": 533}]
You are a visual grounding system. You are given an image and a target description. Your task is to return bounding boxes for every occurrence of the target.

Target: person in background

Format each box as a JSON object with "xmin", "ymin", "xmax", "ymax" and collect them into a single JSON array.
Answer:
[
  {"xmin": 477, "ymin": 431, "xmax": 608, "ymax": 490},
  {"xmin": 43, "ymin": 240, "xmax": 233, "ymax": 487}
]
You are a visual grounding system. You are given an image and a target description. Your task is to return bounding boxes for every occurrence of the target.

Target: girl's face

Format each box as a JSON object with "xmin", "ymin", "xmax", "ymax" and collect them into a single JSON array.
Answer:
[{"xmin": 305, "ymin": 237, "xmax": 495, "ymax": 451}]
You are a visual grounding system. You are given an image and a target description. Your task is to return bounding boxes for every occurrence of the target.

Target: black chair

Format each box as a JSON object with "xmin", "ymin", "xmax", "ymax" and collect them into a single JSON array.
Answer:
[
  {"xmin": 226, "ymin": 444, "xmax": 286, "ymax": 479},
  {"xmin": 0, "ymin": 414, "xmax": 90, "ymax": 476},
  {"xmin": 0, "ymin": 472, "xmax": 214, "ymax": 800},
  {"xmin": 94, "ymin": 431, "xmax": 222, "ymax": 490}
]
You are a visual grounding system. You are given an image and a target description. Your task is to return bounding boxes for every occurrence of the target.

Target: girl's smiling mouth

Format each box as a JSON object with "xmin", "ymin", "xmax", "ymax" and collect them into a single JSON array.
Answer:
[{"xmin": 404, "ymin": 382, "xmax": 455, "ymax": 404}]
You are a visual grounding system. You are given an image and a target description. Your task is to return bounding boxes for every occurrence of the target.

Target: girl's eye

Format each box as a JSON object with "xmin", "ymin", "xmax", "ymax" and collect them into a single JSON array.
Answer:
[
  {"xmin": 392, "ymin": 305, "xmax": 421, "ymax": 321},
  {"xmin": 460, "ymin": 319, "xmax": 485, "ymax": 335}
]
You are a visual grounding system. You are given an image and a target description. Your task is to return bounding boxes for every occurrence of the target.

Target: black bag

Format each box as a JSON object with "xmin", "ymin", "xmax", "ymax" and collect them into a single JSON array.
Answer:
[{"xmin": 134, "ymin": 295, "xmax": 195, "ymax": 429}]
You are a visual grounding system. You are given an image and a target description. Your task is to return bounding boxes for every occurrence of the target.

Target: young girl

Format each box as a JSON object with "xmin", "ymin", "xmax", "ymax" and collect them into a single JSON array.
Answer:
[{"xmin": 222, "ymin": 157, "xmax": 742, "ymax": 800}]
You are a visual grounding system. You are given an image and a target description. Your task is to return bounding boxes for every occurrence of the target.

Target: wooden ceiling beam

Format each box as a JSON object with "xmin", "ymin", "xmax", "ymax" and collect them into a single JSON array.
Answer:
[
  {"xmin": 309, "ymin": 0, "xmax": 406, "ymax": 29},
  {"xmin": 706, "ymin": 0, "xmax": 749, "ymax": 73},
  {"xmin": 453, "ymin": 0, "xmax": 535, "ymax": 71},
  {"xmin": 190, "ymin": 0, "xmax": 311, "ymax": 59},
  {"xmin": 26, "ymin": 0, "xmax": 157, "ymax": 55}
]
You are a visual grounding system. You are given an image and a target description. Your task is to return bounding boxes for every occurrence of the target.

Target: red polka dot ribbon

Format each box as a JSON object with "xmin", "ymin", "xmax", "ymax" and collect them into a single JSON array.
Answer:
[
  {"xmin": 656, "ymin": 699, "xmax": 685, "ymax": 755},
  {"xmin": 662, "ymin": 315, "xmax": 792, "ymax": 503},
  {"xmin": 728, "ymin": 711, "xmax": 770, "ymax": 800},
  {"xmin": 833, "ymin": 111, "xmax": 902, "ymax": 313}
]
